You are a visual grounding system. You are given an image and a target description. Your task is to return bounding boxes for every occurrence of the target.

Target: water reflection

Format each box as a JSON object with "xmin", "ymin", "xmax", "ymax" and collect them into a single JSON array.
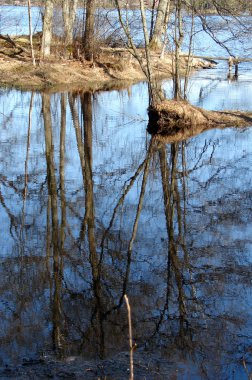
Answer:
[{"xmin": 0, "ymin": 86, "xmax": 252, "ymax": 379}]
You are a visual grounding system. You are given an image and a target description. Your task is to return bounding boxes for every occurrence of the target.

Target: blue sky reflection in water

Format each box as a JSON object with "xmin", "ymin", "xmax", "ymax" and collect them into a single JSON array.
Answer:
[{"xmin": 0, "ymin": 61, "xmax": 252, "ymax": 379}]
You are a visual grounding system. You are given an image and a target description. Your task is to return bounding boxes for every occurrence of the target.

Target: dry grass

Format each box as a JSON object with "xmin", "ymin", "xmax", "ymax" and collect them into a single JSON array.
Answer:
[{"xmin": 0, "ymin": 35, "xmax": 212, "ymax": 91}]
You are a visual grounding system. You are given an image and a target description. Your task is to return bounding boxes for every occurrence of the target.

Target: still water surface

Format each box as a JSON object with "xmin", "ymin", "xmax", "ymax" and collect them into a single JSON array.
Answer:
[{"xmin": 1, "ymin": 55, "xmax": 252, "ymax": 379}]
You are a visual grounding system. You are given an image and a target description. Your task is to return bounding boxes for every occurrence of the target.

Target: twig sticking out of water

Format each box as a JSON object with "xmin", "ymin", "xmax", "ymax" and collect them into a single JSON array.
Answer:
[
  {"xmin": 243, "ymin": 359, "xmax": 252, "ymax": 380},
  {"xmin": 124, "ymin": 294, "xmax": 134, "ymax": 380}
]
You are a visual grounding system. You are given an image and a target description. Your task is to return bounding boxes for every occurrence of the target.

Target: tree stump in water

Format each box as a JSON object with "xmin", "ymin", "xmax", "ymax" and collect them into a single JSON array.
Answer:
[{"xmin": 148, "ymin": 100, "xmax": 252, "ymax": 142}]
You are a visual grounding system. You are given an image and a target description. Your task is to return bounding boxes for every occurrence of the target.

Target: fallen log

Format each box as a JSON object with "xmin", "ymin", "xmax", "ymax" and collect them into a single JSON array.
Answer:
[{"xmin": 0, "ymin": 34, "xmax": 28, "ymax": 55}]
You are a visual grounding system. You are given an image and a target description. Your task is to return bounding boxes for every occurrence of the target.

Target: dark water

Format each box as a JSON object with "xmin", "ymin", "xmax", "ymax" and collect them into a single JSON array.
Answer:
[{"xmin": 1, "ymin": 63, "xmax": 252, "ymax": 379}]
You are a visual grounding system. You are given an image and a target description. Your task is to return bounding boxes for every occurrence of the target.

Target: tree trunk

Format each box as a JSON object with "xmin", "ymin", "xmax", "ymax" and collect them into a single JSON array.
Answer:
[
  {"xmin": 174, "ymin": 0, "xmax": 183, "ymax": 100},
  {"xmin": 41, "ymin": 0, "xmax": 54, "ymax": 58},
  {"xmin": 62, "ymin": 0, "xmax": 78, "ymax": 47},
  {"xmin": 83, "ymin": 0, "xmax": 96, "ymax": 61},
  {"xmin": 150, "ymin": 0, "xmax": 170, "ymax": 51},
  {"xmin": 27, "ymin": 0, "xmax": 36, "ymax": 65}
]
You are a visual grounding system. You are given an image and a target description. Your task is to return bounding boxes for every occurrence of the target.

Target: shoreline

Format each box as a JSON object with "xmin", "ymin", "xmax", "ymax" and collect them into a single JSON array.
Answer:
[{"xmin": 0, "ymin": 46, "xmax": 216, "ymax": 93}]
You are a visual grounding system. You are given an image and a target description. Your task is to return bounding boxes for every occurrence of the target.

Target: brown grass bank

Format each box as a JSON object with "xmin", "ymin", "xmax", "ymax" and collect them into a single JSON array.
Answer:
[{"xmin": 0, "ymin": 35, "xmax": 215, "ymax": 92}]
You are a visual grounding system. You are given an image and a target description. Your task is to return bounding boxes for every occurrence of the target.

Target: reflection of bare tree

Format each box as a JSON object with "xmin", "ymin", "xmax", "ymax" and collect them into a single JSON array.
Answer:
[
  {"xmin": 69, "ymin": 93, "xmax": 157, "ymax": 351},
  {"xmin": 69, "ymin": 92, "xmax": 105, "ymax": 358},
  {"xmin": 145, "ymin": 140, "xmax": 201, "ymax": 350},
  {"xmin": 42, "ymin": 93, "xmax": 63, "ymax": 355},
  {"xmin": 1, "ymin": 88, "xmax": 251, "ymax": 378},
  {"xmin": 159, "ymin": 144, "xmax": 187, "ymax": 326},
  {"xmin": 82, "ymin": 92, "xmax": 105, "ymax": 358}
]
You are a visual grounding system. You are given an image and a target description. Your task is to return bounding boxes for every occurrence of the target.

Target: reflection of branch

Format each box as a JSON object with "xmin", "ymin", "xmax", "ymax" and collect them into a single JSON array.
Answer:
[
  {"xmin": 100, "ymin": 156, "xmax": 148, "ymax": 262},
  {"xmin": 0, "ymin": 189, "xmax": 18, "ymax": 240},
  {"xmin": 104, "ymin": 141, "xmax": 154, "ymax": 316}
]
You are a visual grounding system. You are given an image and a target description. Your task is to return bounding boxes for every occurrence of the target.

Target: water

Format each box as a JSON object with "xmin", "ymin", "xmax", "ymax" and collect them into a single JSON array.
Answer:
[
  {"xmin": 0, "ymin": 64, "xmax": 252, "ymax": 378},
  {"xmin": 1, "ymin": 6, "xmax": 252, "ymax": 380}
]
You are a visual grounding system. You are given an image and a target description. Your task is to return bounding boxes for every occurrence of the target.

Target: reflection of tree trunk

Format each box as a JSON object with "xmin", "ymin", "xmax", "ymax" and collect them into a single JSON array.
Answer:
[
  {"xmin": 159, "ymin": 143, "xmax": 186, "ymax": 323},
  {"xmin": 68, "ymin": 94, "xmax": 85, "ymax": 176},
  {"xmin": 80, "ymin": 92, "xmax": 104, "ymax": 358},
  {"xmin": 60, "ymin": 94, "xmax": 67, "ymax": 277},
  {"xmin": 81, "ymin": 93, "xmax": 98, "ymax": 277},
  {"xmin": 42, "ymin": 93, "xmax": 62, "ymax": 354},
  {"xmin": 69, "ymin": 94, "xmax": 87, "ymax": 240},
  {"xmin": 46, "ymin": 196, "xmax": 52, "ymax": 294}
]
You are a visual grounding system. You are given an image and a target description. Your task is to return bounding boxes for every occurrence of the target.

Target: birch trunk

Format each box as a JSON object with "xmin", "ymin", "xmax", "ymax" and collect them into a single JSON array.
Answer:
[
  {"xmin": 41, "ymin": 0, "xmax": 54, "ymax": 58},
  {"xmin": 62, "ymin": 0, "xmax": 78, "ymax": 47},
  {"xmin": 150, "ymin": 0, "xmax": 170, "ymax": 50}
]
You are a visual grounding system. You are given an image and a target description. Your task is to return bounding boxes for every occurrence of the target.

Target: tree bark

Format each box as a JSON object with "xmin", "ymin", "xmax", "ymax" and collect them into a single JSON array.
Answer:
[
  {"xmin": 83, "ymin": 0, "xmax": 96, "ymax": 61},
  {"xmin": 28, "ymin": 0, "xmax": 36, "ymax": 65},
  {"xmin": 62, "ymin": 0, "xmax": 78, "ymax": 47},
  {"xmin": 150, "ymin": 0, "xmax": 170, "ymax": 51},
  {"xmin": 174, "ymin": 0, "xmax": 183, "ymax": 100},
  {"xmin": 41, "ymin": 0, "xmax": 54, "ymax": 58}
]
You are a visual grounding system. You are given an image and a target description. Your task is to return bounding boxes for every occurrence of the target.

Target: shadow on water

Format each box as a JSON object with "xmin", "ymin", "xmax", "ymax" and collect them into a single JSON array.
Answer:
[{"xmin": 1, "ymin": 86, "xmax": 252, "ymax": 378}]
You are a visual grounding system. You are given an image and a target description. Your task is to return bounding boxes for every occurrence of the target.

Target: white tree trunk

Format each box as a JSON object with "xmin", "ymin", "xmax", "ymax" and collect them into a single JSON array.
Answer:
[
  {"xmin": 150, "ymin": 0, "xmax": 170, "ymax": 50},
  {"xmin": 62, "ymin": 0, "xmax": 78, "ymax": 46},
  {"xmin": 28, "ymin": 0, "xmax": 36, "ymax": 65},
  {"xmin": 41, "ymin": 0, "xmax": 54, "ymax": 58}
]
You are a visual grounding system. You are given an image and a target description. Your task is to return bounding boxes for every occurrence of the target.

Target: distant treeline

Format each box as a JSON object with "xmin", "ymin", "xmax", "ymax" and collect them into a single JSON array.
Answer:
[
  {"xmin": 0, "ymin": 0, "xmax": 251, "ymax": 12},
  {"xmin": 0, "ymin": 0, "xmax": 117, "ymax": 7}
]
